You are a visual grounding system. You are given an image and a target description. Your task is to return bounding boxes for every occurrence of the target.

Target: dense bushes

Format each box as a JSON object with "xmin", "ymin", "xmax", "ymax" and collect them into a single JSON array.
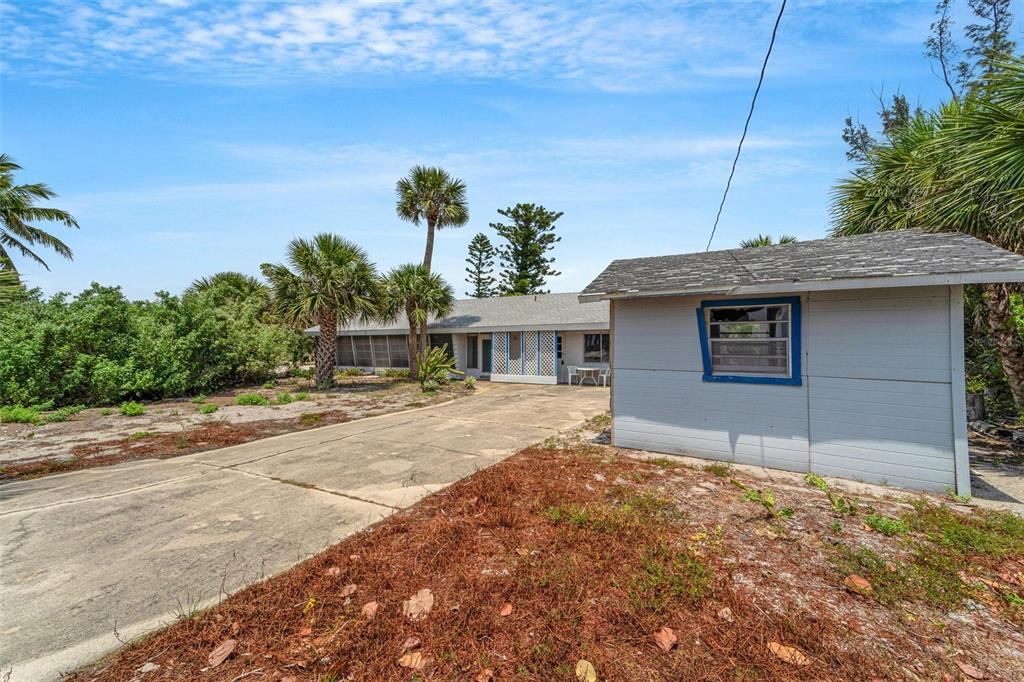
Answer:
[{"xmin": 0, "ymin": 282, "xmax": 308, "ymax": 406}]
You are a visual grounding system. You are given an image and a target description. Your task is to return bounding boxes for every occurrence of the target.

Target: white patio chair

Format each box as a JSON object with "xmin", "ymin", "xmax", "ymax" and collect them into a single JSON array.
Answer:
[
  {"xmin": 598, "ymin": 368, "xmax": 611, "ymax": 386},
  {"xmin": 566, "ymin": 365, "xmax": 579, "ymax": 385}
]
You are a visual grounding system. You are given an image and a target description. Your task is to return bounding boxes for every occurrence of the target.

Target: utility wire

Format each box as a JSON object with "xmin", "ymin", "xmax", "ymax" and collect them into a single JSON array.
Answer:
[{"xmin": 704, "ymin": 0, "xmax": 787, "ymax": 252}]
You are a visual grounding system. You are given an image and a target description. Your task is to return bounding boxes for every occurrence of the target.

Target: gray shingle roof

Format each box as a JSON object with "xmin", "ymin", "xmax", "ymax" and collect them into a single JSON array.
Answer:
[
  {"xmin": 580, "ymin": 230, "xmax": 1024, "ymax": 300},
  {"xmin": 309, "ymin": 292, "xmax": 609, "ymax": 336}
]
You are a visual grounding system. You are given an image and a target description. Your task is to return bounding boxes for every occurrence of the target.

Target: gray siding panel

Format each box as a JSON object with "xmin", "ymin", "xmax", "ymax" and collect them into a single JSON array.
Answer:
[{"xmin": 611, "ymin": 287, "xmax": 957, "ymax": 492}]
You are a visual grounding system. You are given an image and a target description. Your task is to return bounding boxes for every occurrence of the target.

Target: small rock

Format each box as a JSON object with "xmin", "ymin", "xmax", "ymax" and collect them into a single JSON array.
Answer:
[
  {"xmin": 844, "ymin": 574, "xmax": 874, "ymax": 596},
  {"xmin": 717, "ymin": 606, "xmax": 734, "ymax": 623},
  {"xmin": 138, "ymin": 662, "xmax": 160, "ymax": 673}
]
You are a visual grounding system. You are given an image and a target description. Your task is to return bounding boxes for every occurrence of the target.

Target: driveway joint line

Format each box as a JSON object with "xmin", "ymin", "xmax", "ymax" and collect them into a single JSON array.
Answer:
[{"xmin": 0, "ymin": 473, "xmax": 203, "ymax": 516}]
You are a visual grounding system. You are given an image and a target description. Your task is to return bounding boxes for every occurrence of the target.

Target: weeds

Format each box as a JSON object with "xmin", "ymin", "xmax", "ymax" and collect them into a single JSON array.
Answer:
[
  {"xmin": 903, "ymin": 500, "xmax": 1024, "ymax": 560},
  {"xmin": 804, "ymin": 472, "xmax": 858, "ymax": 516},
  {"xmin": 197, "ymin": 403, "xmax": 218, "ymax": 415},
  {"xmin": 262, "ymin": 380, "xmax": 276, "ymax": 389},
  {"xmin": 120, "ymin": 401, "xmax": 145, "ymax": 416},
  {"xmin": 191, "ymin": 394, "xmax": 207, "ymax": 404},
  {"xmin": 0, "ymin": 405, "xmax": 40, "ymax": 424},
  {"xmin": 236, "ymin": 393, "xmax": 270, "ymax": 407},
  {"xmin": 292, "ymin": 391, "xmax": 310, "ymax": 401},
  {"xmin": 100, "ymin": 408, "xmax": 114, "ymax": 416},
  {"xmin": 832, "ymin": 544, "xmax": 967, "ymax": 610},
  {"xmin": 127, "ymin": 431, "xmax": 154, "ymax": 441},
  {"xmin": 299, "ymin": 412, "xmax": 323, "ymax": 426},
  {"xmin": 377, "ymin": 368, "xmax": 410, "ymax": 379},
  {"xmin": 732, "ymin": 480, "xmax": 793, "ymax": 518},
  {"xmin": 704, "ymin": 462, "xmax": 732, "ymax": 477},
  {"xmin": 864, "ymin": 513, "xmax": 908, "ymax": 537},
  {"xmin": 174, "ymin": 433, "xmax": 191, "ymax": 449},
  {"xmin": 274, "ymin": 392, "xmax": 295, "ymax": 405},
  {"xmin": 627, "ymin": 543, "xmax": 711, "ymax": 613}
]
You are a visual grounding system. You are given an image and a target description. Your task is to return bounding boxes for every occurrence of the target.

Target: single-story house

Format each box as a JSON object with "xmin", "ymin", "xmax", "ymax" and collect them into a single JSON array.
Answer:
[
  {"xmin": 580, "ymin": 230, "xmax": 1024, "ymax": 494},
  {"xmin": 317, "ymin": 292, "xmax": 610, "ymax": 385}
]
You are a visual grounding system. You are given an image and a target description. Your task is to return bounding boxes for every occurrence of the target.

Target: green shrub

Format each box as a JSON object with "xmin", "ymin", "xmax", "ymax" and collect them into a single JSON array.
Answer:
[
  {"xmin": 120, "ymin": 401, "xmax": 145, "ymax": 416},
  {"xmin": 191, "ymin": 394, "xmax": 207, "ymax": 404},
  {"xmin": 100, "ymin": 408, "xmax": 114, "ymax": 416},
  {"xmin": 339, "ymin": 367, "xmax": 364, "ymax": 377},
  {"xmin": 262, "ymin": 380, "xmax": 276, "ymax": 389},
  {"xmin": 198, "ymin": 403, "xmax": 218, "ymax": 415},
  {"xmin": 292, "ymin": 391, "xmax": 310, "ymax": 401},
  {"xmin": 417, "ymin": 345, "xmax": 462, "ymax": 390},
  {"xmin": 463, "ymin": 375, "xmax": 477, "ymax": 390},
  {"xmin": 274, "ymin": 392, "xmax": 294, "ymax": 405},
  {"xmin": 0, "ymin": 405, "xmax": 40, "ymax": 424},
  {"xmin": 236, "ymin": 393, "xmax": 270, "ymax": 406},
  {"xmin": 289, "ymin": 367, "xmax": 314, "ymax": 379},
  {"xmin": 420, "ymin": 379, "xmax": 440, "ymax": 393},
  {"xmin": 804, "ymin": 472, "xmax": 858, "ymax": 516},
  {"xmin": 41, "ymin": 405, "xmax": 85, "ymax": 423},
  {"xmin": 127, "ymin": 430, "xmax": 154, "ymax": 441}
]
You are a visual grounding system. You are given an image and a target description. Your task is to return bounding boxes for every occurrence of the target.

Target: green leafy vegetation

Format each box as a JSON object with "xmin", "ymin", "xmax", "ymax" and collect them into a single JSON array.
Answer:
[
  {"xmin": 416, "ymin": 344, "xmax": 462, "ymax": 390},
  {"xmin": 732, "ymin": 480, "xmax": 793, "ymax": 518},
  {"xmin": 833, "ymin": 544, "xmax": 967, "ymax": 610},
  {"xmin": 903, "ymin": 500, "xmax": 1024, "ymax": 560},
  {"xmin": 0, "ymin": 405, "xmax": 40, "ymax": 424},
  {"xmin": 299, "ymin": 412, "xmax": 323, "ymax": 425},
  {"xmin": 120, "ymin": 401, "xmax": 145, "ymax": 416},
  {"xmin": 463, "ymin": 375, "xmax": 477, "ymax": 390},
  {"xmin": 236, "ymin": 393, "xmax": 270, "ymax": 407},
  {"xmin": 191, "ymin": 394, "xmax": 207, "ymax": 404},
  {"xmin": 377, "ymin": 368, "xmax": 410, "ymax": 379},
  {"xmin": 0, "ymin": 282, "xmax": 307, "ymax": 408},
  {"xmin": 864, "ymin": 513, "xmax": 908, "ymax": 537},
  {"xmin": 197, "ymin": 403, "xmax": 218, "ymax": 415},
  {"xmin": 703, "ymin": 462, "xmax": 732, "ymax": 477},
  {"xmin": 291, "ymin": 391, "xmax": 310, "ymax": 401},
  {"xmin": 339, "ymin": 367, "xmax": 364, "ymax": 377},
  {"xmin": 127, "ymin": 431, "xmax": 154, "ymax": 441},
  {"xmin": 41, "ymin": 404, "xmax": 85, "ymax": 423},
  {"xmin": 274, "ymin": 392, "xmax": 295, "ymax": 405},
  {"xmin": 804, "ymin": 472, "xmax": 858, "ymax": 516}
]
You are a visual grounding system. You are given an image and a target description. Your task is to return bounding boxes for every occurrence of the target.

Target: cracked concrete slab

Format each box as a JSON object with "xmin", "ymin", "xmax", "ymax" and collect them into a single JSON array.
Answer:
[{"xmin": 0, "ymin": 383, "xmax": 608, "ymax": 681}]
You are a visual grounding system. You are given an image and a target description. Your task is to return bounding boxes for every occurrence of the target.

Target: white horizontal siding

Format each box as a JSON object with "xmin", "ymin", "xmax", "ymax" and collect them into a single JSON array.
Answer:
[{"xmin": 610, "ymin": 287, "xmax": 958, "ymax": 493}]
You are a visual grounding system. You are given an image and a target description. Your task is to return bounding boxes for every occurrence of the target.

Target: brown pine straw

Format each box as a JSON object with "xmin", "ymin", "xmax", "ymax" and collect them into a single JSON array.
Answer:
[{"xmin": 68, "ymin": 444, "xmax": 1022, "ymax": 681}]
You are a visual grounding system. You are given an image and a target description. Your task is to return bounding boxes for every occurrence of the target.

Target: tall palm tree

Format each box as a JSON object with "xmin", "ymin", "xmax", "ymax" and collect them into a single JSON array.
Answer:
[
  {"xmin": 395, "ymin": 166, "xmax": 469, "ymax": 272},
  {"xmin": 261, "ymin": 234, "xmax": 380, "ymax": 388},
  {"xmin": 0, "ymin": 154, "xmax": 79, "ymax": 279},
  {"xmin": 738, "ymin": 234, "xmax": 798, "ymax": 248},
  {"xmin": 185, "ymin": 271, "xmax": 270, "ymax": 308},
  {"xmin": 831, "ymin": 60, "xmax": 1024, "ymax": 407},
  {"xmin": 381, "ymin": 264, "xmax": 454, "ymax": 379},
  {"xmin": 0, "ymin": 267, "xmax": 21, "ymax": 306}
]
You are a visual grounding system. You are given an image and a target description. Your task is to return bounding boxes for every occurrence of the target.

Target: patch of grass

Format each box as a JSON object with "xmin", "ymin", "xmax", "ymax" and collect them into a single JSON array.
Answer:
[
  {"xmin": 262, "ymin": 380, "xmax": 276, "ymax": 389},
  {"xmin": 120, "ymin": 401, "xmax": 145, "ymax": 416},
  {"xmin": 586, "ymin": 411, "xmax": 611, "ymax": 432},
  {"xmin": 174, "ymin": 433, "xmax": 191, "ymax": 449},
  {"xmin": 703, "ymin": 462, "xmax": 732, "ymax": 477},
  {"xmin": 903, "ymin": 500, "xmax": 1024, "ymax": 560},
  {"xmin": 832, "ymin": 544, "xmax": 968, "ymax": 610},
  {"xmin": 650, "ymin": 457, "xmax": 679, "ymax": 469},
  {"xmin": 627, "ymin": 543, "xmax": 711, "ymax": 614},
  {"xmin": 41, "ymin": 405, "xmax": 85, "ymax": 424},
  {"xmin": 127, "ymin": 431, "xmax": 154, "ymax": 441},
  {"xmin": 543, "ymin": 489, "xmax": 681, "ymax": 534},
  {"xmin": 864, "ymin": 513, "xmax": 908, "ymax": 537},
  {"xmin": 291, "ymin": 391, "xmax": 310, "ymax": 401},
  {"xmin": 0, "ymin": 405, "xmax": 41, "ymax": 424},
  {"xmin": 377, "ymin": 368, "xmax": 410, "ymax": 378},
  {"xmin": 236, "ymin": 393, "xmax": 270, "ymax": 406},
  {"xmin": 197, "ymin": 403, "xmax": 218, "ymax": 415},
  {"xmin": 289, "ymin": 367, "xmax": 314, "ymax": 379},
  {"xmin": 299, "ymin": 412, "xmax": 323, "ymax": 426},
  {"xmin": 338, "ymin": 367, "xmax": 365, "ymax": 377},
  {"xmin": 946, "ymin": 487, "xmax": 973, "ymax": 504},
  {"xmin": 100, "ymin": 408, "xmax": 114, "ymax": 416},
  {"xmin": 274, "ymin": 392, "xmax": 295, "ymax": 405},
  {"xmin": 191, "ymin": 394, "xmax": 207, "ymax": 404}
]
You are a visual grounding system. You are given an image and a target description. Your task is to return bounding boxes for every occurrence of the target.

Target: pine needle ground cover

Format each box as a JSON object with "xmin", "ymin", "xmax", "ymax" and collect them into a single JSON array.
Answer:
[{"xmin": 71, "ymin": 438, "xmax": 1024, "ymax": 681}]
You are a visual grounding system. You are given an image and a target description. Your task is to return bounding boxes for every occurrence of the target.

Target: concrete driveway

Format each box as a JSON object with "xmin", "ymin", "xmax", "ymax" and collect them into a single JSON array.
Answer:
[{"xmin": 0, "ymin": 383, "xmax": 608, "ymax": 681}]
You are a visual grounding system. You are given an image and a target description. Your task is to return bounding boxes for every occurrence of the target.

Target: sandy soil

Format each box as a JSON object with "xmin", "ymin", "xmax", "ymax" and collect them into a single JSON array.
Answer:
[{"xmin": 0, "ymin": 375, "xmax": 464, "ymax": 480}]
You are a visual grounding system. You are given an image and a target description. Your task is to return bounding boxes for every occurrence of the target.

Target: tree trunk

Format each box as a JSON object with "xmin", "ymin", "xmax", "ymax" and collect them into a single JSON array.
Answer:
[
  {"xmin": 422, "ymin": 216, "xmax": 436, "ymax": 272},
  {"xmin": 407, "ymin": 309, "xmax": 420, "ymax": 380},
  {"xmin": 315, "ymin": 309, "xmax": 337, "ymax": 388},
  {"xmin": 981, "ymin": 283, "xmax": 1024, "ymax": 411}
]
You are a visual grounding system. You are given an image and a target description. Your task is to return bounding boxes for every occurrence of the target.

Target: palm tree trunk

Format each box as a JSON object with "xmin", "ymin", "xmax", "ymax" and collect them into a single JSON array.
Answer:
[
  {"xmin": 315, "ymin": 309, "xmax": 337, "ymax": 388},
  {"xmin": 981, "ymin": 283, "xmax": 1024, "ymax": 411},
  {"xmin": 422, "ymin": 216, "xmax": 436, "ymax": 272},
  {"xmin": 407, "ymin": 310, "xmax": 420, "ymax": 380}
]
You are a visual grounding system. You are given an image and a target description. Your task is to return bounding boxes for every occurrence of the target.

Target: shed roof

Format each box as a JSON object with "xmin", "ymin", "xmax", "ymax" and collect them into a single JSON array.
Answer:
[
  {"xmin": 308, "ymin": 292, "xmax": 609, "ymax": 336},
  {"xmin": 580, "ymin": 230, "xmax": 1024, "ymax": 301}
]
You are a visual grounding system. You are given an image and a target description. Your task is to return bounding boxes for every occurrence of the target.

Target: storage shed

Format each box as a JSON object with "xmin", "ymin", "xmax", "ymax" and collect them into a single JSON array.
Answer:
[{"xmin": 580, "ymin": 230, "xmax": 1024, "ymax": 494}]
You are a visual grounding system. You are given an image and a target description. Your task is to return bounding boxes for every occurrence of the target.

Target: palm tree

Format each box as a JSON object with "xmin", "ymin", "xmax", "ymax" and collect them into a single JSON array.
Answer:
[
  {"xmin": 738, "ymin": 234, "xmax": 798, "ymax": 248},
  {"xmin": 0, "ymin": 267, "xmax": 21, "ymax": 305},
  {"xmin": 381, "ymin": 264, "xmax": 455, "ymax": 379},
  {"xmin": 0, "ymin": 154, "xmax": 79, "ymax": 280},
  {"xmin": 185, "ymin": 271, "xmax": 270, "ymax": 308},
  {"xmin": 395, "ymin": 166, "xmax": 469, "ymax": 272},
  {"xmin": 261, "ymin": 234, "xmax": 380, "ymax": 388},
  {"xmin": 831, "ymin": 59, "xmax": 1024, "ymax": 408}
]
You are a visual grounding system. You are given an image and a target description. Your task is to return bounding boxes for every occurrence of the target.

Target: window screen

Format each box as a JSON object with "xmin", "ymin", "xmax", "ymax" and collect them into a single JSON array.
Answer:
[
  {"xmin": 388, "ymin": 335, "xmax": 409, "ymax": 368},
  {"xmin": 706, "ymin": 304, "xmax": 790, "ymax": 376},
  {"xmin": 371, "ymin": 336, "xmax": 390, "ymax": 367},
  {"xmin": 337, "ymin": 337, "xmax": 355, "ymax": 366},
  {"xmin": 352, "ymin": 336, "xmax": 373, "ymax": 366}
]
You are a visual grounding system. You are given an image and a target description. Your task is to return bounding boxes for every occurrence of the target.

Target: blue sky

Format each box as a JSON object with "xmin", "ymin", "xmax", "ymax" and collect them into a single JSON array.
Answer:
[{"xmin": 0, "ymin": 0, "xmax": 1001, "ymax": 299}]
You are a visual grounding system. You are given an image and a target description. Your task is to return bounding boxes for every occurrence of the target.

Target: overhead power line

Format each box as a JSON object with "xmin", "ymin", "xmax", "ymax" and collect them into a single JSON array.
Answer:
[{"xmin": 704, "ymin": 0, "xmax": 787, "ymax": 252}]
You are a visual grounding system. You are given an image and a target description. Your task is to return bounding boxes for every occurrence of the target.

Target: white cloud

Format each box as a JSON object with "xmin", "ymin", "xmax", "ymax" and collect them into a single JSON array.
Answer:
[{"xmin": 3, "ymin": 0, "xmax": 910, "ymax": 91}]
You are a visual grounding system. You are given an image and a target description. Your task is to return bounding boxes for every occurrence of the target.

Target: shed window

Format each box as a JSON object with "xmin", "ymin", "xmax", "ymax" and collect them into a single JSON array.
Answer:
[
  {"xmin": 697, "ymin": 298, "xmax": 801, "ymax": 385},
  {"xmin": 584, "ymin": 333, "xmax": 610, "ymax": 364}
]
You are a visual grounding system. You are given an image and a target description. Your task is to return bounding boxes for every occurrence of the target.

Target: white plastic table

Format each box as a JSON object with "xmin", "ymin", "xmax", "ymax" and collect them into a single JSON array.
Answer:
[{"xmin": 575, "ymin": 367, "xmax": 599, "ymax": 385}]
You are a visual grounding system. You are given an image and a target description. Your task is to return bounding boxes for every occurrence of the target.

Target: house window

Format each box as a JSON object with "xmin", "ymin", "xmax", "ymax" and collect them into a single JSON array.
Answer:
[
  {"xmin": 337, "ymin": 337, "xmax": 355, "ymax": 366},
  {"xmin": 509, "ymin": 332, "xmax": 522, "ymax": 361},
  {"xmin": 428, "ymin": 334, "xmax": 454, "ymax": 360},
  {"xmin": 583, "ymin": 333, "xmax": 610, "ymax": 363},
  {"xmin": 387, "ymin": 335, "xmax": 409, "ymax": 368},
  {"xmin": 556, "ymin": 334, "xmax": 562, "ymax": 360},
  {"xmin": 696, "ymin": 297, "xmax": 801, "ymax": 385},
  {"xmin": 467, "ymin": 334, "xmax": 478, "ymax": 369}
]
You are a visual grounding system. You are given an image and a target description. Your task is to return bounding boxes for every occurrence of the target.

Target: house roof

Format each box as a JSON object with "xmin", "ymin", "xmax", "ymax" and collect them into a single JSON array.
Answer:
[
  {"xmin": 308, "ymin": 292, "xmax": 609, "ymax": 336},
  {"xmin": 579, "ymin": 230, "xmax": 1024, "ymax": 301}
]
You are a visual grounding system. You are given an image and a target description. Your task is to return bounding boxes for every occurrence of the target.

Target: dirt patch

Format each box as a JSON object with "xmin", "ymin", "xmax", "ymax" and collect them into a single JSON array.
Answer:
[
  {"xmin": 68, "ymin": 436, "xmax": 1024, "ymax": 681},
  {"xmin": 1, "ymin": 376, "xmax": 468, "ymax": 481}
]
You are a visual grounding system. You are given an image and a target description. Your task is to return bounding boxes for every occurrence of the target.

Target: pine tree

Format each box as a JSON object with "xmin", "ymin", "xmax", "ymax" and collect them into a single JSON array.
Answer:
[
  {"xmin": 464, "ymin": 233, "xmax": 497, "ymax": 298},
  {"xmin": 490, "ymin": 203, "xmax": 562, "ymax": 296}
]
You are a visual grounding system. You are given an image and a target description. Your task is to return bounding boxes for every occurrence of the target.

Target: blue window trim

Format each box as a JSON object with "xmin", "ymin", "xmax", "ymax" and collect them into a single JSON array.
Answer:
[{"xmin": 695, "ymin": 296, "xmax": 802, "ymax": 386}]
